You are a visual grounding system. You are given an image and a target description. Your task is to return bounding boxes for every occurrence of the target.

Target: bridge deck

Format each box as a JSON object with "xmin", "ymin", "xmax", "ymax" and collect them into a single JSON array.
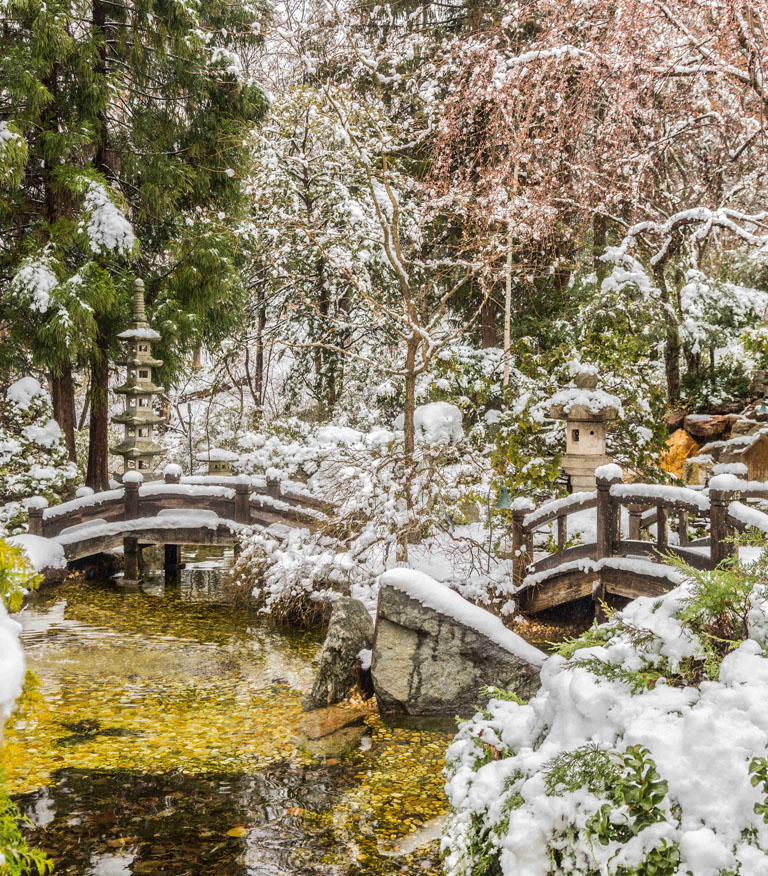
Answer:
[{"xmin": 55, "ymin": 513, "xmax": 247, "ymax": 561}]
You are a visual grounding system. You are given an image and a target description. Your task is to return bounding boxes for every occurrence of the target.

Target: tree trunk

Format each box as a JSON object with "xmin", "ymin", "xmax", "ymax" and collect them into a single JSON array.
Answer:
[
  {"xmin": 86, "ymin": 330, "xmax": 111, "ymax": 491},
  {"xmin": 403, "ymin": 335, "xmax": 418, "ymax": 460},
  {"xmin": 480, "ymin": 294, "xmax": 497, "ymax": 348},
  {"xmin": 51, "ymin": 365, "xmax": 77, "ymax": 462},
  {"xmin": 593, "ymin": 213, "xmax": 608, "ymax": 283},
  {"xmin": 657, "ymin": 273, "xmax": 681, "ymax": 403}
]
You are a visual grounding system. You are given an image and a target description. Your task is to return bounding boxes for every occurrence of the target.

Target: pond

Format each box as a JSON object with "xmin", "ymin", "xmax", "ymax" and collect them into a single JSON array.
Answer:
[{"xmin": 3, "ymin": 549, "xmax": 453, "ymax": 875}]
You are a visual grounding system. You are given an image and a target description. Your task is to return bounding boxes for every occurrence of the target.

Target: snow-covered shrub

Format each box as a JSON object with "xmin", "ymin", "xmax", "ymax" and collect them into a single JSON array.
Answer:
[
  {"xmin": 231, "ymin": 427, "xmax": 508, "ymax": 621},
  {"xmin": 0, "ymin": 377, "xmax": 77, "ymax": 535},
  {"xmin": 444, "ymin": 549, "xmax": 768, "ymax": 876},
  {"xmin": 0, "ymin": 539, "xmax": 51, "ymax": 874}
]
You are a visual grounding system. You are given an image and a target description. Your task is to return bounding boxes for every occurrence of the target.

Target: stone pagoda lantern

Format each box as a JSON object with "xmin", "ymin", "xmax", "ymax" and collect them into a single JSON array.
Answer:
[
  {"xmin": 195, "ymin": 448, "xmax": 239, "ymax": 475},
  {"xmin": 111, "ymin": 279, "xmax": 166, "ymax": 480},
  {"xmin": 550, "ymin": 369, "xmax": 619, "ymax": 492}
]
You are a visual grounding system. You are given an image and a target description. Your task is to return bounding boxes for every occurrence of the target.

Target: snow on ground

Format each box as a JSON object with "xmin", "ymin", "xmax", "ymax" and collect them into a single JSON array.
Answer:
[
  {"xmin": 443, "ymin": 568, "xmax": 768, "ymax": 876},
  {"xmin": 7, "ymin": 534, "xmax": 66, "ymax": 571},
  {"xmin": 0, "ymin": 600, "xmax": 23, "ymax": 735}
]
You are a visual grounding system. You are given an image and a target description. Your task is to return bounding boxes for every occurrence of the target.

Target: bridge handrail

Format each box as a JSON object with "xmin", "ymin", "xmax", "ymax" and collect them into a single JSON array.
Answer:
[
  {"xmin": 513, "ymin": 471, "xmax": 768, "ymax": 610},
  {"xmin": 609, "ymin": 483, "xmax": 710, "ymax": 515},
  {"xmin": 522, "ymin": 491, "xmax": 597, "ymax": 533},
  {"xmin": 29, "ymin": 470, "xmax": 330, "ymax": 539}
]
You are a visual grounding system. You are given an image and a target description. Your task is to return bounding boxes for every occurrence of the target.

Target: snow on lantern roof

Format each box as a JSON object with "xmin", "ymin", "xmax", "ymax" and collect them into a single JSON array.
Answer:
[
  {"xmin": 549, "ymin": 370, "xmax": 622, "ymax": 420},
  {"xmin": 117, "ymin": 326, "xmax": 161, "ymax": 341},
  {"xmin": 195, "ymin": 448, "xmax": 240, "ymax": 462}
]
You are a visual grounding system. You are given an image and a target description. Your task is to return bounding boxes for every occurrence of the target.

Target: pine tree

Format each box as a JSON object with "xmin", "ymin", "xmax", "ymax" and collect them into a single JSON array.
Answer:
[{"xmin": 0, "ymin": 0, "xmax": 269, "ymax": 489}]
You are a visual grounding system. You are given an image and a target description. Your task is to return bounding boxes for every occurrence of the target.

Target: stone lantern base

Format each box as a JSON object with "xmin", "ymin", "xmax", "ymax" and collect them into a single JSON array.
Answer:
[{"xmin": 562, "ymin": 452, "xmax": 615, "ymax": 492}]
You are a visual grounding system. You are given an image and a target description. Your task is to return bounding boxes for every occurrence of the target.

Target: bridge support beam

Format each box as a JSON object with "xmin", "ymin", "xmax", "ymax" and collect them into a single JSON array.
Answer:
[
  {"xmin": 164, "ymin": 544, "xmax": 183, "ymax": 579},
  {"xmin": 124, "ymin": 536, "xmax": 141, "ymax": 584}
]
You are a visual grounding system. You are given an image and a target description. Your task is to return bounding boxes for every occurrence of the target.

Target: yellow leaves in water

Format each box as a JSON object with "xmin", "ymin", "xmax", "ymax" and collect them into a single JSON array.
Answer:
[
  {"xmin": 1, "ymin": 674, "xmax": 309, "ymax": 794},
  {"xmin": 2, "ymin": 577, "xmax": 453, "ymax": 876}
]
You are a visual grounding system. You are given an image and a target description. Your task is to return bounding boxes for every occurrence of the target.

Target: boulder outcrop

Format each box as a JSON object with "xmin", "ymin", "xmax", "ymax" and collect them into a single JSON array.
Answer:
[
  {"xmin": 306, "ymin": 597, "xmax": 374, "ymax": 709},
  {"xmin": 371, "ymin": 570, "xmax": 544, "ymax": 716}
]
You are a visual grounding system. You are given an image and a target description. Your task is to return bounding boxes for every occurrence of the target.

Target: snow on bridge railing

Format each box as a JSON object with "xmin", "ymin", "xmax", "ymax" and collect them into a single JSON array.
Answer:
[
  {"xmin": 728, "ymin": 502, "xmax": 768, "ymax": 536},
  {"xmin": 522, "ymin": 491, "xmax": 597, "ymax": 532},
  {"xmin": 609, "ymin": 482, "xmax": 710, "ymax": 514},
  {"xmin": 28, "ymin": 468, "xmax": 330, "ymax": 539}
]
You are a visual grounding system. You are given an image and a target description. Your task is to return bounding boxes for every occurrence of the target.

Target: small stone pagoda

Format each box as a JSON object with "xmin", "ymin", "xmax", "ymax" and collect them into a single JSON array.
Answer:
[
  {"xmin": 195, "ymin": 448, "xmax": 240, "ymax": 475},
  {"xmin": 550, "ymin": 370, "xmax": 619, "ymax": 492},
  {"xmin": 111, "ymin": 279, "xmax": 165, "ymax": 480}
]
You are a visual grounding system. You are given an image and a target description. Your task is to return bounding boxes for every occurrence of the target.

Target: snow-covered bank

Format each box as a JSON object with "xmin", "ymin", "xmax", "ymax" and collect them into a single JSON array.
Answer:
[
  {"xmin": 0, "ymin": 601, "xmax": 24, "ymax": 735},
  {"xmin": 443, "ymin": 551, "xmax": 768, "ymax": 876}
]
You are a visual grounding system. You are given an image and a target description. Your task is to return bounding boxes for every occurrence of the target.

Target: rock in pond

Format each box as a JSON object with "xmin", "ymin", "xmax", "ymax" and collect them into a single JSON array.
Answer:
[
  {"xmin": 306, "ymin": 597, "xmax": 374, "ymax": 709},
  {"xmin": 371, "ymin": 570, "xmax": 544, "ymax": 716},
  {"xmin": 298, "ymin": 703, "xmax": 370, "ymax": 758}
]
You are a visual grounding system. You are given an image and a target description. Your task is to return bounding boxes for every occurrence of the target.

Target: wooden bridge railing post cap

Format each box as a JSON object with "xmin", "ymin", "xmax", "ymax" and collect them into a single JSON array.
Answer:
[
  {"xmin": 25, "ymin": 495, "xmax": 49, "ymax": 511},
  {"xmin": 123, "ymin": 471, "xmax": 144, "ymax": 486},
  {"xmin": 234, "ymin": 474, "xmax": 251, "ymax": 491},
  {"xmin": 595, "ymin": 473, "xmax": 623, "ymax": 489},
  {"xmin": 163, "ymin": 463, "xmax": 183, "ymax": 484}
]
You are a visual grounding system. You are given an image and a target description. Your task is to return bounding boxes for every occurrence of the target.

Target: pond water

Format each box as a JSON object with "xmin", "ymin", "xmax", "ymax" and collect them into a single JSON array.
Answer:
[{"xmin": 3, "ymin": 549, "xmax": 452, "ymax": 875}]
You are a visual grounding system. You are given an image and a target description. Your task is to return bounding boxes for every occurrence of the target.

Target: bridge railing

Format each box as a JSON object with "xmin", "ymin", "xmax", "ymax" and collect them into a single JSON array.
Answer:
[
  {"xmin": 514, "ymin": 468, "xmax": 768, "ymax": 615},
  {"xmin": 28, "ymin": 470, "xmax": 329, "ymax": 539}
]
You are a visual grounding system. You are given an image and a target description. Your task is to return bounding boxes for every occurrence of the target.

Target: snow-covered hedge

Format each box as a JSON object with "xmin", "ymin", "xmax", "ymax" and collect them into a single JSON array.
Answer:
[{"xmin": 444, "ymin": 550, "xmax": 768, "ymax": 876}]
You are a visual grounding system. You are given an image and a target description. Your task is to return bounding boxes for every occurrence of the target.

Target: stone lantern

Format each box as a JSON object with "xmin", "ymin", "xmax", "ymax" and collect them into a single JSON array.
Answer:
[
  {"xmin": 195, "ymin": 448, "xmax": 239, "ymax": 475},
  {"xmin": 111, "ymin": 279, "xmax": 166, "ymax": 480},
  {"xmin": 550, "ymin": 370, "xmax": 619, "ymax": 492}
]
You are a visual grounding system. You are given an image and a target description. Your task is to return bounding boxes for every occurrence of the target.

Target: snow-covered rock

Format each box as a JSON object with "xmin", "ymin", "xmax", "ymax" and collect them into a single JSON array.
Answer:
[
  {"xmin": 372, "ymin": 570, "xmax": 543, "ymax": 715},
  {"xmin": 8, "ymin": 534, "xmax": 66, "ymax": 571}
]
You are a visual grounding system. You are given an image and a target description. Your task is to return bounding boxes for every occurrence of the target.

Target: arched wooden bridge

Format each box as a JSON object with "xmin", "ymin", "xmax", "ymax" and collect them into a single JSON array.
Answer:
[
  {"xmin": 512, "ymin": 470, "xmax": 768, "ymax": 616},
  {"xmin": 27, "ymin": 470, "xmax": 331, "ymax": 581}
]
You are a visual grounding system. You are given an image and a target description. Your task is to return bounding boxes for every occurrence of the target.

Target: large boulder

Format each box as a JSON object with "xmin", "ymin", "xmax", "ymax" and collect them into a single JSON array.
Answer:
[
  {"xmin": 660, "ymin": 428, "xmax": 699, "ymax": 477},
  {"xmin": 371, "ymin": 570, "xmax": 544, "ymax": 716},
  {"xmin": 306, "ymin": 597, "xmax": 374, "ymax": 709},
  {"xmin": 683, "ymin": 414, "xmax": 730, "ymax": 440}
]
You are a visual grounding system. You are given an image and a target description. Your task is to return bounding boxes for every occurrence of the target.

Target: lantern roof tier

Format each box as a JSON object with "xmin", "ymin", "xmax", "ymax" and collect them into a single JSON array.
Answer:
[
  {"xmin": 112, "ymin": 409, "xmax": 167, "ymax": 426},
  {"xmin": 110, "ymin": 438, "xmax": 165, "ymax": 457},
  {"xmin": 117, "ymin": 326, "xmax": 162, "ymax": 341},
  {"xmin": 114, "ymin": 379, "xmax": 164, "ymax": 396}
]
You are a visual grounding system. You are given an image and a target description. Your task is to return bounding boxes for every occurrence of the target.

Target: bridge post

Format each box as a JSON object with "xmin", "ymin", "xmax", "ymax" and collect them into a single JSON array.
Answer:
[
  {"xmin": 123, "ymin": 471, "xmax": 142, "ymax": 520},
  {"xmin": 163, "ymin": 464, "xmax": 182, "ymax": 485},
  {"xmin": 266, "ymin": 475, "xmax": 280, "ymax": 499},
  {"xmin": 234, "ymin": 476, "xmax": 251, "ymax": 524},
  {"xmin": 164, "ymin": 543, "xmax": 182, "ymax": 579},
  {"xmin": 595, "ymin": 470, "xmax": 621, "ymax": 618},
  {"xmin": 124, "ymin": 536, "xmax": 140, "ymax": 583},
  {"xmin": 709, "ymin": 489, "xmax": 736, "ymax": 569},
  {"xmin": 511, "ymin": 506, "xmax": 532, "ymax": 590},
  {"xmin": 628, "ymin": 505, "xmax": 642, "ymax": 541},
  {"xmin": 26, "ymin": 496, "xmax": 48, "ymax": 536},
  {"xmin": 656, "ymin": 506, "xmax": 668, "ymax": 551},
  {"xmin": 677, "ymin": 511, "xmax": 689, "ymax": 546}
]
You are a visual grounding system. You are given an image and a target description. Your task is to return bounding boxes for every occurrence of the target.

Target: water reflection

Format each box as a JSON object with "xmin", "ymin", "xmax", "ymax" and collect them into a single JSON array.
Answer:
[{"xmin": 6, "ymin": 548, "xmax": 450, "ymax": 875}]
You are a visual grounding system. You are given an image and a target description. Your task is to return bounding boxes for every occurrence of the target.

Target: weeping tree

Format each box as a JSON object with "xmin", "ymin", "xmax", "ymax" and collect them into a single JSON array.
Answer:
[{"xmin": 0, "ymin": 0, "xmax": 269, "ymax": 489}]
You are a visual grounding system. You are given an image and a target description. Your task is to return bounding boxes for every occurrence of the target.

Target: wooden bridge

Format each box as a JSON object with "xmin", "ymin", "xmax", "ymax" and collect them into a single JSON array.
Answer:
[
  {"xmin": 27, "ymin": 469, "xmax": 331, "ymax": 582},
  {"xmin": 512, "ymin": 469, "xmax": 768, "ymax": 616}
]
